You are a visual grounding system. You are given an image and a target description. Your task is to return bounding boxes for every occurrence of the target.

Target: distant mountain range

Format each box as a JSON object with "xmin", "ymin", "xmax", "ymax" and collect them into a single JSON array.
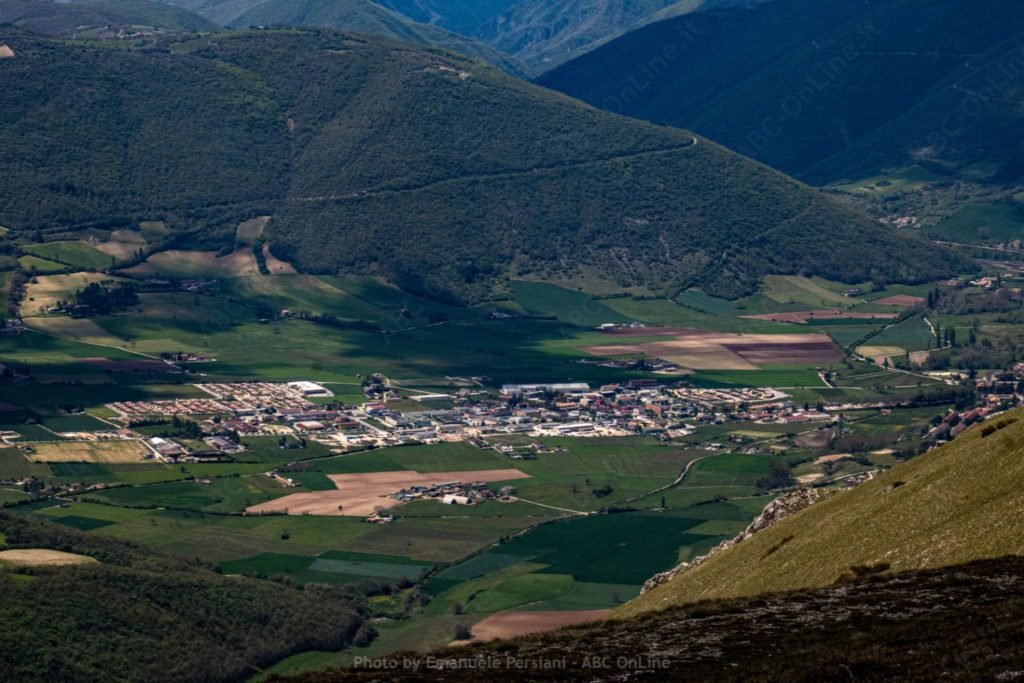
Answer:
[
  {"xmin": 541, "ymin": 0, "xmax": 1024, "ymax": 184},
  {"xmin": 154, "ymin": 0, "xmax": 752, "ymax": 72},
  {"xmin": 0, "ymin": 28, "xmax": 962, "ymax": 302},
  {"xmin": 159, "ymin": 0, "xmax": 527, "ymax": 74}
]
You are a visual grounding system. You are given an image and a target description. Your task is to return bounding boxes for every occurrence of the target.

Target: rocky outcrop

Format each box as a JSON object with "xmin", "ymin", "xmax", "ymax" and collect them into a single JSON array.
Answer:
[{"xmin": 641, "ymin": 488, "xmax": 830, "ymax": 594}]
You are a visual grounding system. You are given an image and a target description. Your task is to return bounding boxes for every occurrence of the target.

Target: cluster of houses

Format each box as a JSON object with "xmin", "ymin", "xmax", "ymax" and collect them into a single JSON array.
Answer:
[
  {"xmin": 392, "ymin": 481, "xmax": 517, "ymax": 507},
  {"xmin": 926, "ymin": 404, "xmax": 1000, "ymax": 441},
  {"xmin": 93, "ymin": 377, "xmax": 880, "ymax": 462}
]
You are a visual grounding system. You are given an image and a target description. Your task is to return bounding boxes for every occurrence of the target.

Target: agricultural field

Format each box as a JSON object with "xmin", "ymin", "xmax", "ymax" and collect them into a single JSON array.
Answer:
[
  {"xmin": 832, "ymin": 166, "xmax": 943, "ymax": 196},
  {"xmin": 0, "ymin": 237, "xmax": 1007, "ymax": 673},
  {"xmin": 24, "ymin": 440, "xmax": 149, "ymax": 463},
  {"xmin": 20, "ymin": 272, "xmax": 130, "ymax": 316},
  {"xmin": 0, "ymin": 548, "xmax": 99, "ymax": 567},
  {"xmin": 18, "ymin": 256, "xmax": 66, "ymax": 273},
  {"xmin": 20, "ymin": 241, "xmax": 111, "ymax": 270},
  {"xmin": 581, "ymin": 328, "xmax": 841, "ymax": 371},
  {"xmin": 510, "ymin": 281, "xmax": 630, "ymax": 327},
  {"xmin": 926, "ymin": 201, "xmax": 1024, "ymax": 243},
  {"xmin": 123, "ymin": 249, "xmax": 264, "ymax": 279}
]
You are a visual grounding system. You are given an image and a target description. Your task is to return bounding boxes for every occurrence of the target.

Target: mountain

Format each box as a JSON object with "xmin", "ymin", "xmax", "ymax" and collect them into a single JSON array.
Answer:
[
  {"xmin": 159, "ymin": 0, "xmax": 527, "ymax": 74},
  {"xmin": 289, "ymin": 556, "xmax": 1024, "ymax": 682},
  {"xmin": 540, "ymin": 0, "xmax": 1024, "ymax": 184},
  {"xmin": 624, "ymin": 408, "xmax": 1024, "ymax": 614},
  {"xmin": 476, "ymin": 0, "xmax": 681, "ymax": 70},
  {"xmin": 0, "ymin": 0, "xmax": 218, "ymax": 36},
  {"xmin": 0, "ymin": 28, "xmax": 964, "ymax": 302},
  {"xmin": 0, "ymin": 512, "xmax": 369, "ymax": 682},
  {"xmin": 374, "ymin": 0, "xmax": 516, "ymax": 37}
]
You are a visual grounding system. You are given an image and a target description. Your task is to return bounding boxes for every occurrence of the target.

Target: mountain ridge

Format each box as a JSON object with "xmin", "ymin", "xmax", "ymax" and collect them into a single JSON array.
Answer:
[
  {"xmin": 540, "ymin": 0, "xmax": 1024, "ymax": 184},
  {"xmin": 0, "ymin": 28, "xmax": 966, "ymax": 302}
]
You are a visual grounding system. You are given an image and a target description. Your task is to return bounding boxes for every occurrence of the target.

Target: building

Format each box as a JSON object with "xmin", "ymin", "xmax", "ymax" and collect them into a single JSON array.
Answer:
[
  {"xmin": 287, "ymin": 381, "xmax": 332, "ymax": 397},
  {"xmin": 501, "ymin": 383, "xmax": 590, "ymax": 396}
]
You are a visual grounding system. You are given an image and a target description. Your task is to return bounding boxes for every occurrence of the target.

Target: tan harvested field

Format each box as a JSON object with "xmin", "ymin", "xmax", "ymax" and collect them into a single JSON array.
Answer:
[
  {"xmin": 583, "ymin": 329, "xmax": 841, "ymax": 370},
  {"xmin": 124, "ymin": 249, "xmax": 261, "ymax": 278},
  {"xmin": 0, "ymin": 549, "xmax": 98, "ymax": 567},
  {"xmin": 857, "ymin": 345, "xmax": 906, "ymax": 358},
  {"xmin": 263, "ymin": 244, "xmax": 296, "ymax": 274},
  {"xmin": 875, "ymin": 295, "xmax": 925, "ymax": 307},
  {"xmin": 92, "ymin": 229, "xmax": 147, "ymax": 260},
  {"xmin": 742, "ymin": 309, "xmax": 898, "ymax": 324},
  {"xmin": 236, "ymin": 216, "xmax": 270, "ymax": 244},
  {"xmin": 26, "ymin": 440, "xmax": 148, "ymax": 463},
  {"xmin": 815, "ymin": 453, "xmax": 852, "ymax": 465},
  {"xmin": 468, "ymin": 610, "xmax": 609, "ymax": 642},
  {"xmin": 794, "ymin": 430, "xmax": 832, "ymax": 449},
  {"xmin": 92, "ymin": 242, "xmax": 140, "ymax": 260},
  {"xmin": 247, "ymin": 468, "xmax": 531, "ymax": 517},
  {"xmin": 22, "ymin": 273, "xmax": 126, "ymax": 315}
]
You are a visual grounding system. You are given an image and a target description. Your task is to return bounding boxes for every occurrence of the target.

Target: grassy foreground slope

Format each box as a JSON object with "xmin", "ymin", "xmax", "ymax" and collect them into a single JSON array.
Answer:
[
  {"xmin": 621, "ymin": 408, "xmax": 1024, "ymax": 616},
  {"xmin": 0, "ymin": 29, "xmax": 964, "ymax": 302},
  {"xmin": 0, "ymin": 513, "xmax": 370, "ymax": 682}
]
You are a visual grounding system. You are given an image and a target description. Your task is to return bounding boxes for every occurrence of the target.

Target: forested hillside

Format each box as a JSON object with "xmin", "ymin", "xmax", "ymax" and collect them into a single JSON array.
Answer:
[
  {"xmin": 475, "ymin": 0, "xmax": 680, "ymax": 69},
  {"xmin": 0, "ymin": 29, "xmax": 964, "ymax": 302},
  {"xmin": 285, "ymin": 556, "xmax": 1024, "ymax": 682},
  {"xmin": 0, "ymin": 0, "xmax": 218, "ymax": 36},
  {"xmin": 0, "ymin": 513, "xmax": 369, "ymax": 682},
  {"xmin": 541, "ymin": 0, "xmax": 1024, "ymax": 183},
  {"xmin": 159, "ymin": 0, "xmax": 526, "ymax": 74}
]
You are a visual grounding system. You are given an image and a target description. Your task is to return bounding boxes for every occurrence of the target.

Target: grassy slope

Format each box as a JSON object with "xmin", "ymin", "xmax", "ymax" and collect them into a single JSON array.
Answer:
[
  {"xmin": 621, "ymin": 407, "xmax": 1024, "ymax": 616},
  {"xmin": 0, "ymin": 29, "xmax": 964, "ymax": 302}
]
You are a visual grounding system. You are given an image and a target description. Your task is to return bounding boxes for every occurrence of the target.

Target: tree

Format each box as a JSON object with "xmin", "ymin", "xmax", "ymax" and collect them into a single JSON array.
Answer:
[
  {"xmin": 451, "ymin": 602, "xmax": 465, "ymax": 615},
  {"xmin": 452, "ymin": 624, "xmax": 472, "ymax": 641}
]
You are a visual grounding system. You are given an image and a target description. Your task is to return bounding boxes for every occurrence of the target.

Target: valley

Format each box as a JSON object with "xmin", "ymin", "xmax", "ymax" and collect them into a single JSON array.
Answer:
[
  {"xmin": 2, "ymin": 4, "xmax": 1024, "ymax": 681},
  {"xmin": 3, "ymin": 217, "xmax": 1021, "ymax": 673}
]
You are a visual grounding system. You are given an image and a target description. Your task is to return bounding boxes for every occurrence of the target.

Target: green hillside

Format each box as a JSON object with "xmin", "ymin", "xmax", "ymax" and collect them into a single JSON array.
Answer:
[
  {"xmin": 160, "ymin": 0, "xmax": 527, "ymax": 74},
  {"xmin": 540, "ymin": 0, "xmax": 1024, "ymax": 184},
  {"xmin": 0, "ymin": 0, "xmax": 218, "ymax": 36},
  {"xmin": 0, "ymin": 512, "xmax": 369, "ymax": 682},
  {"xmin": 620, "ymin": 408, "xmax": 1024, "ymax": 615},
  {"xmin": 0, "ymin": 29, "xmax": 963, "ymax": 302}
]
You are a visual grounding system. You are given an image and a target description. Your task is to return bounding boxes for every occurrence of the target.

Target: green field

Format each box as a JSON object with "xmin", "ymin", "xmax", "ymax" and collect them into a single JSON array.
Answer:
[
  {"xmin": 866, "ymin": 316, "xmax": 934, "ymax": 352},
  {"xmin": 18, "ymin": 255, "xmax": 66, "ymax": 273},
  {"xmin": 510, "ymin": 281, "xmax": 630, "ymax": 327},
  {"xmin": 833, "ymin": 166, "xmax": 942, "ymax": 196},
  {"xmin": 927, "ymin": 201, "xmax": 1024, "ymax": 243},
  {"xmin": 21, "ymin": 241, "xmax": 112, "ymax": 269}
]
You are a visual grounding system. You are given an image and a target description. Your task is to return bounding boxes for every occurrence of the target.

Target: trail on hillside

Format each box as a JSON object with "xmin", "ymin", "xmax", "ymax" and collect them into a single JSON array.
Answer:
[{"xmin": 289, "ymin": 138, "xmax": 699, "ymax": 203}]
